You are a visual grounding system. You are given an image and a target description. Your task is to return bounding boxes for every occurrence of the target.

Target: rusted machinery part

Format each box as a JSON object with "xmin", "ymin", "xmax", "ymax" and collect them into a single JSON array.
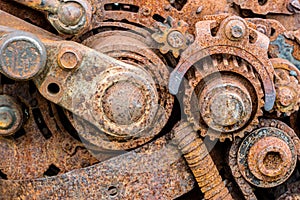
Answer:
[
  {"xmin": 151, "ymin": 16, "xmax": 194, "ymax": 58},
  {"xmin": 246, "ymin": 18, "xmax": 287, "ymax": 41},
  {"xmin": 270, "ymin": 33, "xmax": 300, "ymax": 70},
  {"xmin": 3, "ymin": 26, "xmax": 172, "ymax": 150},
  {"xmin": 0, "ymin": 94, "xmax": 23, "ymax": 136},
  {"xmin": 169, "ymin": 15, "xmax": 275, "ymax": 112},
  {"xmin": 233, "ymin": 0, "xmax": 293, "ymax": 15},
  {"xmin": 0, "ymin": 136, "xmax": 195, "ymax": 199},
  {"xmin": 229, "ymin": 138, "xmax": 257, "ymax": 200},
  {"xmin": 0, "ymin": 30, "xmax": 47, "ymax": 80},
  {"xmin": 8, "ymin": 0, "xmax": 235, "ymax": 37},
  {"xmin": 173, "ymin": 122, "xmax": 233, "ymax": 200},
  {"xmin": 270, "ymin": 58, "xmax": 300, "ymax": 117},
  {"xmin": 235, "ymin": 119, "xmax": 300, "ymax": 188},
  {"xmin": 35, "ymin": 42, "xmax": 166, "ymax": 150},
  {"xmin": 0, "ymin": 78, "xmax": 99, "ymax": 180},
  {"xmin": 178, "ymin": 16, "xmax": 267, "ymax": 141},
  {"xmin": 11, "ymin": 0, "xmax": 92, "ymax": 35},
  {"xmin": 63, "ymin": 29, "xmax": 174, "ymax": 150},
  {"xmin": 183, "ymin": 54, "xmax": 264, "ymax": 141},
  {"xmin": 277, "ymin": 181, "xmax": 300, "ymax": 200}
]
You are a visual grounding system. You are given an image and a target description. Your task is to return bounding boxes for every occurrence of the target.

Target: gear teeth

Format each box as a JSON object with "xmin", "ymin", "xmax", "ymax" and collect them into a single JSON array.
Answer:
[
  {"xmin": 172, "ymin": 49, "xmax": 180, "ymax": 58},
  {"xmin": 222, "ymin": 56, "xmax": 229, "ymax": 67},
  {"xmin": 183, "ymin": 54, "xmax": 264, "ymax": 141},
  {"xmin": 160, "ymin": 45, "xmax": 170, "ymax": 54},
  {"xmin": 152, "ymin": 17, "xmax": 191, "ymax": 57},
  {"xmin": 213, "ymin": 58, "xmax": 219, "ymax": 68}
]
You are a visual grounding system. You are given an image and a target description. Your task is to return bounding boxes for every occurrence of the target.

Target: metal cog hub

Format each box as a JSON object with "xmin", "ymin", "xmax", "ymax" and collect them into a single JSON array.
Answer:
[
  {"xmin": 102, "ymin": 81, "xmax": 146, "ymax": 125},
  {"xmin": 236, "ymin": 119, "xmax": 299, "ymax": 188},
  {"xmin": 184, "ymin": 54, "xmax": 264, "ymax": 141},
  {"xmin": 64, "ymin": 29, "xmax": 174, "ymax": 150},
  {"xmin": 152, "ymin": 16, "xmax": 194, "ymax": 58},
  {"xmin": 271, "ymin": 58, "xmax": 300, "ymax": 116},
  {"xmin": 199, "ymin": 74, "xmax": 252, "ymax": 132}
]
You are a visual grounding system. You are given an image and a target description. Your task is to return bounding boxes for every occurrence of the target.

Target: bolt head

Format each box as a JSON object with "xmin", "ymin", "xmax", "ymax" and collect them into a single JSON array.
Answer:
[
  {"xmin": 58, "ymin": 2, "xmax": 84, "ymax": 26},
  {"xmin": 225, "ymin": 20, "xmax": 247, "ymax": 41},
  {"xmin": 0, "ymin": 107, "xmax": 14, "ymax": 130},
  {"xmin": 0, "ymin": 31, "xmax": 47, "ymax": 80},
  {"xmin": 0, "ymin": 95, "xmax": 23, "ymax": 136},
  {"xmin": 58, "ymin": 47, "xmax": 82, "ymax": 70},
  {"xmin": 167, "ymin": 30, "xmax": 185, "ymax": 48}
]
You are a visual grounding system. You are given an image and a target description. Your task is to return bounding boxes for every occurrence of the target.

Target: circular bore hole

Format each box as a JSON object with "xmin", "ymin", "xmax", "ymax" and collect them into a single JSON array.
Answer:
[
  {"xmin": 47, "ymin": 83, "xmax": 61, "ymax": 95},
  {"xmin": 263, "ymin": 152, "xmax": 283, "ymax": 170},
  {"xmin": 107, "ymin": 186, "xmax": 118, "ymax": 197}
]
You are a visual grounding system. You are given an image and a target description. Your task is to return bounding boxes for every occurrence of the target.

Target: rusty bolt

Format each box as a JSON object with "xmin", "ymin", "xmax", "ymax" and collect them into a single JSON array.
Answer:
[
  {"xmin": 237, "ymin": 121, "xmax": 298, "ymax": 188},
  {"xmin": 102, "ymin": 81, "xmax": 146, "ymax": 125},
  {"xmin": 231, "ymin": 25, "xmax": 244, "ymax": 38},
  {"xmin": 47, "ymin": 0, "xmax": 92, "ymax": 35},
  {"xmin": 0, "ymin": 31, "xmax": 47, "ymax": 80},
  {"xmin": 58, "ymin": 2, "xmax": 84, "ymax": 26},
  {"xmin": 199, "ymin": 77, "xmax": 252, "ymax": 132},
  {"xmin": 278, "ymin": 87, "xmax": 295, "ymax": 107},
  {"xmin": 167, "ymin": 31, "xmax": 185, "ymax": 48},
  {"xmin": 0, "ymin": 95, "xmax": 23, "ymax": 136},
  {"xmin": 58, "ymin": 47, "xmax": 82, "ymax": 70},
  {"xmin": 225, "ymin": 20, "xmax": 246, "ymax": 40}
]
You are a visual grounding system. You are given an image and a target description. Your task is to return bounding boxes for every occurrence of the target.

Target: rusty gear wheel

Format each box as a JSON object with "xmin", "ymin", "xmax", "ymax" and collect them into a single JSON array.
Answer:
[
  {"xmin": 62, "ymin": 25, "xmax": 174, "ymax": 150},
  {"xmin": 176, "ymin": 15, "xmax": 273, "ymax": 141},
  {"xmin": 152, "ymin": 16, "xmax": 194, "ymax": 58},
  {"xmin": 184, "ymin": 54, "xmax": 264, "ymax": 141},
  {"xmin": 271, "ymin": 58, "xmax": 300, "ymax": 117},
  {"xmin": 234, "ymin": 119, "xmax": 300, "ymax": 188}
]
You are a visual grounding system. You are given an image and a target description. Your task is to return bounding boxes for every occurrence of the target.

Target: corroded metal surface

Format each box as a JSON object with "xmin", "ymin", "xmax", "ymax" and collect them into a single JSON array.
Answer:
[
  {"xmin": 178, "ymin": 15, "xmax": 267, "ymax": 141},
  {"xmin": 271, "ymin": 58, "xmax": 300, "ymax": 116},
  {"xmin": 234, "ymin": 119, "xmax": 299, "ymax": 188},
  {"xmin": 0, "ymin": 0, "xmax": 300, "ymax": 199},
  {"xmin": 0, "ymin": 136, "xmax": 195, "ymax": 199},
  {"xmin": 173, "ymin": 122, "xmax": 232, "ymax": 199}
]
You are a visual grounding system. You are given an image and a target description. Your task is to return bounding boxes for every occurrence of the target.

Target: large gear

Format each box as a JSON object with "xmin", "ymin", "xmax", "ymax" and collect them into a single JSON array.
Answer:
[
  {"xmin": 184, "ymin": 54, "xmax": 264, "ymax": 141},
  {"xmin": 175, "ymin": 15, "xmax": 272, "ymax": 141}
]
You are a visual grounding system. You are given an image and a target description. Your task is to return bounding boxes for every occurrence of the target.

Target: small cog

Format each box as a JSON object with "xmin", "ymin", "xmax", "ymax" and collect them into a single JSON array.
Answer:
[{"xmin": 152, "ymin": 16, "xmax": 194, "ymax": 58}]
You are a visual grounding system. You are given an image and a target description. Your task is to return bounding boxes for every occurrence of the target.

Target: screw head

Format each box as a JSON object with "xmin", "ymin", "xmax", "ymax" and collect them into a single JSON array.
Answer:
[
  {"xmin": 225, "ymin": 20, "xmax": 247, "ymax": 41},
  {"xmin": 167, "ymin": 30, "xmax": 185, "ymax": 48},
  {"xmin": 0, "ymin": 107, "xmax": 14, "ymax": 130},
  {"xmin": 0, "ymin": 31, "xmax": 47, "ymax": 80},
  {"xmin": 58, "ymin": 2, "xmax": 84, "ymax": 26},
  {"xmin": 58, "ymin": 47, "xmax": 82, "ymax": 70},
  {"xmin": 0, "ymin": 95, "xmax": 23, "ymax": 136}
]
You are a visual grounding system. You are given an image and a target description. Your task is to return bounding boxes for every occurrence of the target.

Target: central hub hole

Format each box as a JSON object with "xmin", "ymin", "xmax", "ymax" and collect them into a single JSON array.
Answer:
[{"xmin": 263, "ymin": 152, "xmax": 283, "ymax": 170}]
